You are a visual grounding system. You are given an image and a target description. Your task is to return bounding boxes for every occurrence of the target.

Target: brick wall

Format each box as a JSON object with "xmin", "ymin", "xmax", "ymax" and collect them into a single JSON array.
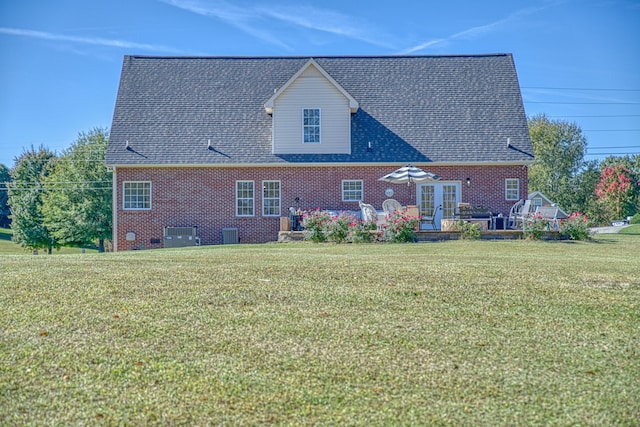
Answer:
[{"xmin": 114, "ymin": 164, "xmax": 528, "ymax": 250}]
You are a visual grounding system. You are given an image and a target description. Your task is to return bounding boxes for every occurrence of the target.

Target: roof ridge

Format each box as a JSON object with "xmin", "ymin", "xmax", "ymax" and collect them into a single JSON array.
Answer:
[{"xmin": 125, "ymin": 53, "xmax": 512, "ymax": 60}]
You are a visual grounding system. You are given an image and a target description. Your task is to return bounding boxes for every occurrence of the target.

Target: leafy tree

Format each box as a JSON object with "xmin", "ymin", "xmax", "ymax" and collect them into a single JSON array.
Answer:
[
  {"xmin": 8, "ymin": 146, "xmax": 58, "ymax": 253},
  {"xmin": 0, "ymin": 164, "xmax": 10, "ymax": 228},
  {"xmin": 595, "ymin": 164, "xmax": 638, "ymax": 221},
  {"xmin": 527, "ymin": 114, "xmax": 588, "ymax": 213},
  {"xmin": 41, "ymin": 128, "xmax": 112, "ymax": 252}
]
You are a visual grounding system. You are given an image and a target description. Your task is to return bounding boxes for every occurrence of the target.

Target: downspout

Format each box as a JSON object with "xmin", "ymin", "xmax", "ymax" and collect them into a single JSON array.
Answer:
[{"xmin": 112, "ymin": 166, "xmax": 118, "ymax": 252}]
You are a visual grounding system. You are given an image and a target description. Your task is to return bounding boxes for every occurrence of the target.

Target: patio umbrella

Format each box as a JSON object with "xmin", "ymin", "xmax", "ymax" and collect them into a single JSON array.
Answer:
[{"xmin": 379, "ymin": 164, "xmax": 440, "ymax": 203}]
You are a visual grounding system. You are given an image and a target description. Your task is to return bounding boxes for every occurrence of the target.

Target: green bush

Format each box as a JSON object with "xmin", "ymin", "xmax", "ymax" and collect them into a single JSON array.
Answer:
[
  {"xmin": 560, "ymin": 212, "xmax": 592, "ymax": 241},
  {"xmin": 630, "ymin": 213, "xmax": 640, "ymax": 224},
  {"xmin": 453, "ymin": 220, "xmax": 480, "ymax": 240},
  {"xmin": 325, "ymin": 213, "xmax": 352, "ymax": 243},
  {"xmin": 383, "ymin": 210, "xmax": 418, "ymax": 243},
  {"xmin": 302, "ymin": 209, "xmax": 331, "ymax": 242},
  {"xmin": 523, "ymin": 213, "xmax": 554, "ymax": 240}
]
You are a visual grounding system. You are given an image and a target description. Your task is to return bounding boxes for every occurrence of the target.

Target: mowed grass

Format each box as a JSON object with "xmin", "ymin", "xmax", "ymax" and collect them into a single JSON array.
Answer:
[
  {"xmin": 0, "ymin": 227, "xmax": 98, "ymax": 255},
  {"xmin": 1, "ymin": 236, "xmax": 639, "ymax": 425}
]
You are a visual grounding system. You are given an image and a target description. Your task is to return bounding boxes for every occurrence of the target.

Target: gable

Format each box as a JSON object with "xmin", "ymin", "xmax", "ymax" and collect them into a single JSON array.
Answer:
[{"xmin": 268, "ymin": 61, "xmax": 356, "ymax": 155}]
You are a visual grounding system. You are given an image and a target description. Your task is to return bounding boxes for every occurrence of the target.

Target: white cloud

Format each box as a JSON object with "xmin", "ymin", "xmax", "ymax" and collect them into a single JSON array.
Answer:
[
  {"xmin": 161, "ymin": 0, "xmax": 394, "ymax": 50},
  {"xmin": 401, "ymin": 7, "xmax": 543, "ymax": 54},
  {"xmin": 0, "ymin": 27, "xmax": 182, "ymax": 53}
]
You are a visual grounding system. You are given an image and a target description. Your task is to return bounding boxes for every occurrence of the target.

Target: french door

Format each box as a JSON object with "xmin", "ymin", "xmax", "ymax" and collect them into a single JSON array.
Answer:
[{"xmin": 417, "ymin": 182, "xmax": 461, "ymax": 230}]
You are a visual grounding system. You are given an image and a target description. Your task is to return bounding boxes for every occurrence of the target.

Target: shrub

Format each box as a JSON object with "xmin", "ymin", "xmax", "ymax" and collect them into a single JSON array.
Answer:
[
  {"xmin": 302, "ymin": 209, "xmax": 331, "ymax": 242},
  {"xmin": 522, "ymin": 212, "xmax": 554, "ymax": 240},
  {"xmin": 630, "ymin": 213, "xmax": 640, "ymax": 224},
  {"xmin": 325, "ymin": 212, "xmax": 353, "ymax": 243},
  {"xmin": 453, "ymin": 220, "xmax": 480, "ymax": 240},
  {"xmin": 560, "ymin": 212, "xmax": 592, "ymax": 240},
  {"xmin": 383, "ymin": 210, "xmax": 418, "ymax": 243},
  {"xmin": 348, "ymin": 219, "xmax": 378, "ymax": 243}
]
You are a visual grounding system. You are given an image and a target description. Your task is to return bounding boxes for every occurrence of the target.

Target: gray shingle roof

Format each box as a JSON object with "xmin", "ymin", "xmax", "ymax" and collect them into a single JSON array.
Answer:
[{"xmin": 106, "ymin": 54, "xmax": 534, "ymax": 166}]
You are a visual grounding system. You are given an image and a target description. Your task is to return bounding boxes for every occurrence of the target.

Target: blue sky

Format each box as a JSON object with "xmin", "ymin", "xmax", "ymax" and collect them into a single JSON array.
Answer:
[{"xmin": 1, "ymin": 0, "xmax": 638, "ymax": 168}]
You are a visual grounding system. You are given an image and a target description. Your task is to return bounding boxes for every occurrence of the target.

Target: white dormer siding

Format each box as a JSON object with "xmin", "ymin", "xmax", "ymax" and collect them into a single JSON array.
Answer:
[{"xmin": 267, "ymin": 61, "xmax": 357, "ymax": 155}]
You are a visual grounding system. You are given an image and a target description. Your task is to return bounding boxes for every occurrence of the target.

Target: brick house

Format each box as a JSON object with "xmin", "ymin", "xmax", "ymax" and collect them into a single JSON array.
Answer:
[{"xmin": 106, "ymin": 54, "xmax": 534, "ymax": 250}]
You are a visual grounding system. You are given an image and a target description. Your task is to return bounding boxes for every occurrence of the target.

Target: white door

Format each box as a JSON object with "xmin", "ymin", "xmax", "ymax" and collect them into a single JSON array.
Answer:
[{"xmin": 417, "ymin": 182, "xmax": 461, "ymax": 230}]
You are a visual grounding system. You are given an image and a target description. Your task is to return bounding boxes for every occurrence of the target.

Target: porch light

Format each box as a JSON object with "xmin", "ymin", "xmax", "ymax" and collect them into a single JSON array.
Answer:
[{"xmin": 466, "ymin": 177, "xmax": 471, "ymax": 186}]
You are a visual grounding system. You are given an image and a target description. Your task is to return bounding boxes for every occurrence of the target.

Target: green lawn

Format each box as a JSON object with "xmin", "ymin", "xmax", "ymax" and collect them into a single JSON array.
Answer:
[
  {"xmin": 0, "ymin": 227, "xmax": 98, "ymax": 255},
  {"xmin": 1, "ymin": 236, "xmax": 639, "ymax": 425}
]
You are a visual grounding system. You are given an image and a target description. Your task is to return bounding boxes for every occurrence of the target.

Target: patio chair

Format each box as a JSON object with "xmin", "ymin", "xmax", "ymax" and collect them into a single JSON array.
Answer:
[
  {"xmin": 420, "ymin": 205, "xmax": 440, "ymax": 230},
  {"xmin": 382, "ymin": 199, "xmax": 403, "ymax": 215},
  {"xmin": 509, "ymin": 199, "xmax": 531, "ymax": 229},
  {"xmin": 359, "ymin": 201, "xmax": 378, "ymax": 224},
  {"xmin": 535, "ymin": 206, "xmax": 561, "ymax": 230}
]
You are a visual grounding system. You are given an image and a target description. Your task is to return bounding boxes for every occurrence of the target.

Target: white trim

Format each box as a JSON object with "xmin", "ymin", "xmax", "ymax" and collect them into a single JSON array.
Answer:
[
  {"xmin": 302, "ymin": 108, "xmax": 321, "ymax": 144},
  {"xmin": 505, "ymin": 178, "xmax": 520, "ymax": 201},
  {"xmin": 262, "ymin": 180, "xmax": 281, "ymax": 217},
  {"xmin": 341, "ymin": 179, "xmax": 363, "ymax": 202},
  {"xmin": 112, "ymin": 167, "xmax": 118, "ymax": 252},
  {"xmin": 122, "ymin": 181, "xmax": 152, "ymax": 210},
  {"xmin": 236, "ymin": 180, "xmax": 255, "ymax": 217},
  {"xmin": 106, "ymin": 160, "xmax": 534, "ymax": 168},
  {"xmin": 264, "ymin": 58, "xmax": 358, "ymax": 114}
]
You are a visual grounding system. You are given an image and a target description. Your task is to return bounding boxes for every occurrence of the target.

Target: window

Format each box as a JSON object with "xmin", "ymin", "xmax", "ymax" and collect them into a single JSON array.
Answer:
[
  {"xmin": 123, "ymin": 181, "xmax": 151, "ymax": 210},
  {"xmin": 532, "ymin": 197, "xmax": 543, "ymax": 210},
  {"xmin": 505, "ymin": 178, "xmax": 520, "ymax": 200},
  {"xmin": 342, "ymin": 180, "xmax": 363, "ymax": 202},
  {"xmin": 236, "ymin": 181, "xmax": 254, "ymax": 216},
  {"xmin": 303, "ymin": 108, "xmax": 320, "ymax": 143},
  {"xmin": 262, "ymin": 180, "xmax": 281, "ymax": 216}
]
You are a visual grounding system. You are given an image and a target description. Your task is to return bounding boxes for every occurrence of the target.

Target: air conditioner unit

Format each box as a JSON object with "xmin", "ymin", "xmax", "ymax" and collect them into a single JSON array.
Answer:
[
  {"xmin": 222, "ymin": 227, "xmax": 239, "ymax": 244},
  {"xmin": 164, "ymin": 226, "xmax": 199, "ymax": 248}
]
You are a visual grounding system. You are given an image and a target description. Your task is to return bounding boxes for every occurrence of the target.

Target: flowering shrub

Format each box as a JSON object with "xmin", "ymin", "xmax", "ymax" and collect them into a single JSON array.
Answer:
[
  {"xmin": 560, "ymin": 212, "xmax": 591, "ymax": 240},
  {"xmin": 325, "ymin": 212, "xmax": 353, "ymax": 243},
  {"xmin": 453, "ymin": 220, "xmax": 480, "ymax": 240},
  {"xmin": 522, "ymin": 212, "xmax": 554, "ymax": 240},
  {"xmin": 302, "ymin": 209, "xmax": 332, "ymax": 242},
  {"xmin": 348, "ymin": 219, "xmax": 378, "ymax": 243},
  {"xmin": 303, "ymin": 210, "xmax": 378, "ymax": 243},
  {"xmin": 383, "ymin": 210, "xmax": 418, "ymax": 243}
]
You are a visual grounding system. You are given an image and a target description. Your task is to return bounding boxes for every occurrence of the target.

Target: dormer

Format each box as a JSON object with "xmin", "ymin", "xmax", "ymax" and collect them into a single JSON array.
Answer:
[{"xmin": 265, "ymin": 58, "xmax": 359, "ymax": 155}]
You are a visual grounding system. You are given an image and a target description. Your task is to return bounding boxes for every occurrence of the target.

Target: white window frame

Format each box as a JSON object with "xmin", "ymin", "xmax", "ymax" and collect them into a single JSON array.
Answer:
[
  {"xmin": 262, "ymin": 180, "xmax": 281, "ymax": 217},
  {"xmin": 302, "ymin": 108, "xmax": 321, "ymax": 144},
  {"xmin": 342, "ymin": 180, "xmax": 363, "ymax": 202},
  {"xmin": 532, "ymin": 197, "xmax": 543, "ymax": 210},
  {"xmin": 505, "ymin": 178, "xmax": 520, "ymax": 201},
  {"xmin": 236, "ymin": 180, "xmax": 255, "ymax": 217},
  {"xmin": 123, "ymin": 181, "xmax": 151, "ymax": 210}
]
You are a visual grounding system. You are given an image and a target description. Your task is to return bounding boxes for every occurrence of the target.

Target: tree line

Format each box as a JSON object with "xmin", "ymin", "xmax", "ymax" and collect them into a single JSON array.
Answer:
[
  {"xmin": 1, "ymin": 119, "xmax": 639, "ymax": 253},
  {"xmin": 2, "ymin": 128, "xmax": 111, "ymax": 253}
]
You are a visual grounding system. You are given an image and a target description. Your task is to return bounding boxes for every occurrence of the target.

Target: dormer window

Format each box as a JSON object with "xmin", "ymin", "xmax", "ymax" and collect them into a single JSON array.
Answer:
[{"xmin": 303, "ymin": 108, "xmax": 321, "ymax": 143}]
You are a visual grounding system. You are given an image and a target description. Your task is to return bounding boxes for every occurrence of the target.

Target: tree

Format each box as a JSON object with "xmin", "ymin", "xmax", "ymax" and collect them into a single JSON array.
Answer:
[
  {"xmin": 0, "ymin": 164, "xmax": 10, "ymax": 228},
  {"xmin": 527, "ymin": 114, "xmax": 588, "ymax": 214},
  {"xmin": 8, "ymin": 146, "xmax": 58, "ymax": 253},
  {"xmin": 595, "ymin": 164, "xmax": 638, "ymax": 221},
  {"xmin": 41, "ymin": 128, "xmax": 112, "ymax": 252}
]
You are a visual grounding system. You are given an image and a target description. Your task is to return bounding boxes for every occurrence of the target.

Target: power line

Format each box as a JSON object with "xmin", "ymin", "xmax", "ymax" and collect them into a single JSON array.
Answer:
[
  {"xmin": 522, "ymin": 86, "xmax": 640, "ymax": 92},
  {"xmin": 587, "ymin": 145, "xmax": 640, "ymax": 150},
  {"xmin": 550, "ymin": 114, "xmax": 640, "ymax": 118},
  {"xmin": 583, "ymin": 129, "xmax": 640, "ymax": 132},
  {"xmin": 527, "ymin": 101, "xmax": 640, "ymax": 105}
]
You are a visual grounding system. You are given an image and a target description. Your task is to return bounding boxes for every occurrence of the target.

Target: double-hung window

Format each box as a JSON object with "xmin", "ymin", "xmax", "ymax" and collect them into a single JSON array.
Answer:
[
  {"xmin": 303, "ymin": 108, "xmax": 321, "ymax": 143},
  {"xmin": 123, "ymin": 181, "xmax": 151, "ymax": 210},
  {"xmin": 342, "ymin": 180, "xmax": 363, "ymax": 202},
  {"xmin": 505, "ymin": 178, "xmax": 520, "ymax": 201},
  {"xmin": 262, "ymin": 180, "xmax": 281, "ymax": 216},
  {"xmin": 236, "ymin": 181, "xmax": 254, "ymax": 216}
]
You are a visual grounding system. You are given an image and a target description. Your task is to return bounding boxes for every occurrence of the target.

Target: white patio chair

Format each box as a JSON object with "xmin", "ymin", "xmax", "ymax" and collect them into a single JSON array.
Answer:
[
  {"xmin": 359, "ymin": 201, "xmax": 378, "ymax": 224},
  {"xmin": 382, "ymin": 199, "xmax": 403, "ymax": 215}
]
